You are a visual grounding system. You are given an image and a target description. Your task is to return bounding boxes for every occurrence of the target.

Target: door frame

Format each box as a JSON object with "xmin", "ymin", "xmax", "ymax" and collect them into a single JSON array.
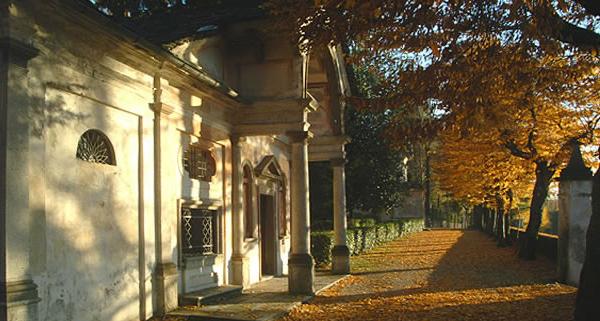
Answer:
[
  {"xmin": 253, "ymin": 156, "xmax": 288, "ymax": 278},
  {"xmin": 258, "ymin": 193, "xmax": 277, "ymax": 276}
]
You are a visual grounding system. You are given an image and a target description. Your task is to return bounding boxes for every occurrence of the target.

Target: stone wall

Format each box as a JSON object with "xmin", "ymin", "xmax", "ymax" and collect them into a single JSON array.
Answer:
[{"xmin": 2, "ymin": 1, "xmax": 244, "ymax": 320}]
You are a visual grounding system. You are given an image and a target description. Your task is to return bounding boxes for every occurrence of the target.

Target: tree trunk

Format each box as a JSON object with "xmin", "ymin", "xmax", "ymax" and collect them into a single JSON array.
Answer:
[
  {"xmin": 505, "ymin": 191, "xmax": 513, "ymax": 245},
  {"xmin": 424, "ymin": 152, "xmax": 431, "ymax": 227},
  {"xmin": 486, "ymin": 207, "xmax": 495, "ymax": 236},
  {"xmin": 482, "ymin": 206, "xmax": 487, "ymax": 231},
  {"xmin": 574, "ymin": 168, "xmax": 600, "ymax": 321},
  {"xmin": 504, "ymin": 212, "xmax": 512, "ymax": 246},
  {"xmin": 495, "ymin": 195, "xmax": 507, "ymax": 247},
  {"xmin": 481, "ymin": 206, "xmax": 488, "ymax": 232},
  {"xmin": 518, "ymin": 161, "xmax": 555, "ymax": 260},
  {"xmin": 473, "ymin": 205, "xmax": 482, "ymax": 230},
  {"xmin": 489, "ymin": 208, "xmax": 497, "ymax": 235}
]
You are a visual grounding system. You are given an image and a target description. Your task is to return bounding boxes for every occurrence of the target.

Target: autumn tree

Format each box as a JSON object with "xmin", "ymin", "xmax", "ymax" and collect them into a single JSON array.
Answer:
[
  {"xmin": 432, "ymin": 122, "xmax": 534, "ymax": 246},
  {"xmin": 90, "ymin": 0, "xmax": 263, "ymax": 19},
  {"xmin": 376, "ymin": 39, "xmax": 597, "ymax": 259},
  {"xmin": 91, "ymin": 0, "xmax": 600, "ymax": 317},
  {"xmin": 267, "ymin": 1, "xmax": 600, "ymax": 318}
]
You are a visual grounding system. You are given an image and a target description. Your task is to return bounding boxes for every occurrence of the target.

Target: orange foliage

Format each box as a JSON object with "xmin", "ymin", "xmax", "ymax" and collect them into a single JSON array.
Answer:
[
  {"xmin": 432, "ymin": 124, "xmax": 534, "ymax": 206},
  {"xmin": 282, "ymin": 230, "xmax": 576, "ymax": 321}
]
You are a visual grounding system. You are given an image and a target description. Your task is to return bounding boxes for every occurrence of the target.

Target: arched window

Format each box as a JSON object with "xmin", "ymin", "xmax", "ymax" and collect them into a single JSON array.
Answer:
[
  {"xmin": 75, "ymin": 129, "xmax": 116, "ymax": 166},
  {"xmin": 243, "ymin": 165, "xmax": 254, "ymax": 239}
]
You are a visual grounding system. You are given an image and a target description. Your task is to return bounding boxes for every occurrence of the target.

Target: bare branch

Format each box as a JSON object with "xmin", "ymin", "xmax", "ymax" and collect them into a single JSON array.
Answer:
[
  {"xmin": 503, "ymin": 137, "xmax": 533, "ymax": 160},
  {"xmin": 573, "ymin": 0, "xmax": 600, "ymax": 16},
  {"xmin": 531, "ymin": 1, "xmax": 600, "ymax": 52},
  {"xmin": 526, "ymin": 106, "xmax": 539, "ymax": 156}
]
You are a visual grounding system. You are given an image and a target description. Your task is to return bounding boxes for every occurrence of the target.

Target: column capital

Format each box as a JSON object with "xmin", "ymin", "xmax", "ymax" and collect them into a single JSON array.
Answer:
[
  {"xmin": 230, "ymin": 135, "xmax": 247, "ymax": 146},
  {"xmin": 330, "ymin": 158, "xmax": 347, "ymax": 167},
  {"xmin": 0, "ymin": 37, "xmax": 39, "ymax": 68},
  {"xmin": 286, "ymin": 130, "xmax": 313, "ymax": 144},
  {"xmin": 149, "ymin": 102, "xmax": 175, "ymax": 115}
]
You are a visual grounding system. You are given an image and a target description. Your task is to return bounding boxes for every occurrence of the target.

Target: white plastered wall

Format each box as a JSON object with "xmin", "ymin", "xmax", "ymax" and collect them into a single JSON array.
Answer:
[
  {"xmin": 21, "ymin": 8, "xmax": 158, "ymax": 320},
  {"xmin": 24, "ymin": 48, "xmax": 157, "ymax": 321}
]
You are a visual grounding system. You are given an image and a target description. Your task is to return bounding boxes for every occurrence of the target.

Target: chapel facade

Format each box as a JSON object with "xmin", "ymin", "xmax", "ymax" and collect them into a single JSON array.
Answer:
[{"xmin": 0, "ymin": 1, "xmax": 351, "ymax": 320}]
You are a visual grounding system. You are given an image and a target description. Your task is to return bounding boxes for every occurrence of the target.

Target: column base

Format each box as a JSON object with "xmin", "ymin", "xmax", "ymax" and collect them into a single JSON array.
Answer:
[
  {"xmin": 331, "ymin": 245, "xmax": 350, "ymax": 274},
  {"xmin": 0, "ymin": 279, "xmax": 41, "ymax": 321},
  {"xmin": 230, "ymin": 255, "xmax": 250, "ymax": 288},
  {"xmin": 154, "ymin": 262, "xmax": 178, "ymax": 315},
  {"xmin": 288, "ymin": 253, "xmax": 315, "ymax": 295}
]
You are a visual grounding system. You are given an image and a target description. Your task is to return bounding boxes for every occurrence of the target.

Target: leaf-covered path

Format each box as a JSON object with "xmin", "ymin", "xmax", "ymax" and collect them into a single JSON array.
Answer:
[{"xmin": 281, "ymin": 230, "xmax": 576, "ymax": 321}]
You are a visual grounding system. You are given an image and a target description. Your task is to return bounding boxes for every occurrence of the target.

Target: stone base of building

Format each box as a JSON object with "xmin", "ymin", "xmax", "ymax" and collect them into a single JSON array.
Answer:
[
  {"xmin": 0, "ymin": 279, "xmax": 41, "ymax": 321},
  {"xmin": 288, "ymin": 253, "xmax": 315, "ymax": 295},
  {"xmin": 331, "ymin": 245, "xmax": 350, "ymax": 274},
  {"xmin": 230, "ymin": 255, "xmax": 250, "ymax": 288},
  {"xmin": 155, "ymin": 262, "xmax": 179, "ymax": 315}
]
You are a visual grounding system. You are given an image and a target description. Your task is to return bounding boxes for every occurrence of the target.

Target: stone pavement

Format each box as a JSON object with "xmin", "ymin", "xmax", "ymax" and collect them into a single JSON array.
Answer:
[{"xmin": 168, "ymin": 272, "xmax": 347, "ymax": 321}]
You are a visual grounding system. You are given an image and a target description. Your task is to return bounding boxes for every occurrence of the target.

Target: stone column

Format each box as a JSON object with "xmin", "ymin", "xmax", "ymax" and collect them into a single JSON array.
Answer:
[
  {"xmin": 558, "ymin": 144, "xmax": 592, "ymax": 286},
  {"xmin": 150, "ymin": 76, "xmax": 178, "ymax": 315},
  {"xmin": 230, "ymin": 136, "xmax": 249, "ymax": 286},
  {"xmin": 331, "ymin": 158, "xmax": 350, "ymax": 274},
  {"xmin": 287, "ymin": 131, "xmax": 314, "ymax": 294},
  {"xmin": 0, "ymin": 37, "xmax": 41, "ymax": 321}
]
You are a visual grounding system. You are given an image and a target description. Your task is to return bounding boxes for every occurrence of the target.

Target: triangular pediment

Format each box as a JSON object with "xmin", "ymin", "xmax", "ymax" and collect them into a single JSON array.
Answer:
[{"xmin": 254, "ymin": 155, "xmax": 284, "ymax": 180}]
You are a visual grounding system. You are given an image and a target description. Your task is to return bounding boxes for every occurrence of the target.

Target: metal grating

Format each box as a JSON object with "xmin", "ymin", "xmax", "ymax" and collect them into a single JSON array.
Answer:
[
  {"xmin": 183, "ymin": 144, "xmax": 216, "ymax": 181},
  {"xmin": 76, "ymin": 130, "xmax": 116, "ymax": 165},
  {"xmin": 182, "ymin": 207, "xmax": 219, "ymax": 255}
]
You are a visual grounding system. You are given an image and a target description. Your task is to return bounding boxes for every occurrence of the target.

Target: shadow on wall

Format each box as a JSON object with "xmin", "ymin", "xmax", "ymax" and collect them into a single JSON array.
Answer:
[{"xmin": 24, "ymin": 62, "xmax": 150, "ymax": 321}]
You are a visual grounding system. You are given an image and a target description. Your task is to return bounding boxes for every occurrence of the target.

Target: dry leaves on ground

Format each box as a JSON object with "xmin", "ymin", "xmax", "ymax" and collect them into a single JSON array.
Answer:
[{"xmin": 281, "ymin": 230, "xmax": 576, "ymax": 321}]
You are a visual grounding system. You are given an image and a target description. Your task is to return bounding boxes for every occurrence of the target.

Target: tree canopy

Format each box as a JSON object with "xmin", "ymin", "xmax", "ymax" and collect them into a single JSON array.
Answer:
[
  {"xmin": 89, "ymin": 1, "xmax": 600, "ymax": 316},
  {"xmin": 267, "ymin": 1, "xmax": 598, "ymax": 318}
]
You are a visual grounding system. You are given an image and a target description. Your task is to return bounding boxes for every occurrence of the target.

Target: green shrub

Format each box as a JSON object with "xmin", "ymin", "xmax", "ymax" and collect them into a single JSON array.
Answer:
[
  {"xmin": 347, "ymin": 229, "xmax": 359, "ymax": 255},
  {"xmin": 311, "ymin": 231, "xmax": 334, "ymax": 267},
  {"xmin": 310, "ymin": 218, "xmax": 425, "ymax": 266},
  {"xmin": 348, "ymin": 218, "xmax": 377, "ymax": 228}
]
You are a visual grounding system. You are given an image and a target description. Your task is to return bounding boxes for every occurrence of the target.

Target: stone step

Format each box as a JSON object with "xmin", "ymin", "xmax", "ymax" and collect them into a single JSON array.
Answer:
[{"xmin": 181, "ymin": 285, "xmax": 243, "ymax": 306}]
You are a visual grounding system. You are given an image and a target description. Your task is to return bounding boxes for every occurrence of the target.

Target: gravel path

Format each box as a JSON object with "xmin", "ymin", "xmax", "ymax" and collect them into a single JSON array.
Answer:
[{"xmin": 281, "ymin": 230, "xmax": 576, "ymax": 321}]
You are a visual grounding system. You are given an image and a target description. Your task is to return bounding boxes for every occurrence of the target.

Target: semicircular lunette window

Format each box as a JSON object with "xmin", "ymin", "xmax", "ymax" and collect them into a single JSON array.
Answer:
[{"xmin": 76, "ymin": 129, "xmax": 116, "ymax": 166}]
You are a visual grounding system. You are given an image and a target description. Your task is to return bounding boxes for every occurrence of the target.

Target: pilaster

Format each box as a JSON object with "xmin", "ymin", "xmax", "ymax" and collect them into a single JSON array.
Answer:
[
  {"xmin": 230, "ymin": 136, "xmax": 250, "ymax": 287},
  {"xmin": 0, "ymin": 36, "xmax": 40, "ymax": 321},
  {"xmin": 151, "ymin": 75, "xmax": 178, "ymax": 314},
  {"xmin": 154, "ymin": 263, "xmax": 178, "ymax": 315}
]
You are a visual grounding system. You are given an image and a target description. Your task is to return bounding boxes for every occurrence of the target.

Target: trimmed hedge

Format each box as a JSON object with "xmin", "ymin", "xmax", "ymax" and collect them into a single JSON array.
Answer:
[
  {"xmin": 312, "ymin": 218, "xmax": 378, "ymax": 231},
  {"xmin": 310, "ymin": 218, "xmax": 424, "ymax": 267}
]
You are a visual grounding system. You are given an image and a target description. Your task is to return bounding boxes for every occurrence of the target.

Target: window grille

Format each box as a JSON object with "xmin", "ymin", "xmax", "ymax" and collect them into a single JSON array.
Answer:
[
  {"xmin": 183, "ymin": 144, "xmax": 216, "ymax": 181},
  {"xmin": 76, "ymin": 129, "xmax": 116, "ymax": 165},
  {"xmin": 181, "ymin": 207, "xmax": 220, "ymax": 255}
]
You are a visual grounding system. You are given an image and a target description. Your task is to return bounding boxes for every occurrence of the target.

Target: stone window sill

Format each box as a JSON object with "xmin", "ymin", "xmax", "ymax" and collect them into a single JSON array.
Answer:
[{"xmin": 182, "ymin": 253, "xmax": 220, "ymax": 260}]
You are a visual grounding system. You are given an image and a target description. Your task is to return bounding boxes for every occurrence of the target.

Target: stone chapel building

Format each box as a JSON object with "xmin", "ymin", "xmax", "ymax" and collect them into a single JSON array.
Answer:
[{"xmin": 0, "ymin": 1, "xmax": 352, "ymax": 320}]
